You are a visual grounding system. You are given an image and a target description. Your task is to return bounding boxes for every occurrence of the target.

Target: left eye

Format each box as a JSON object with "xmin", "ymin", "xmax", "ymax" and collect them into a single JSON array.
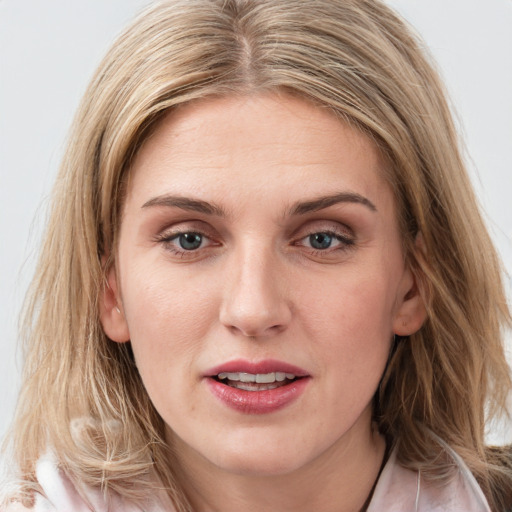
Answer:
[
  {"xmin": 299, "ymin": 231, "xmax": 353, "ymax": 251},
  {"xmin": 172, "ymin": 232, "xmax": 205, "ymax": 251},
  {"xmin": 308, "ymin": 232, "xmax": 335, "ymax": 250}
]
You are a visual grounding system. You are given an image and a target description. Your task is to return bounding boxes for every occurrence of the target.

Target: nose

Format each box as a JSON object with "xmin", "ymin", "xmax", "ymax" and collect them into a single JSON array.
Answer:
[{"xmin": 219, "ymin": 244, "xmax": 292, "ymax": 338}]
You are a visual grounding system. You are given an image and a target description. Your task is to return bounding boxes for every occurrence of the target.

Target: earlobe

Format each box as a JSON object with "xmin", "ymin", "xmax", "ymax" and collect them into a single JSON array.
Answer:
[{"xmin": 99, "ymin": 266, "xmax": 130, "ymax": 343}]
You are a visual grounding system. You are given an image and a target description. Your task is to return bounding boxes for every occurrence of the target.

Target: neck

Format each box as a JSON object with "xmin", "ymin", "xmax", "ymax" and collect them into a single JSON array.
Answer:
[{"xmin": 169, "ymin": 411, "xmax": 386, "ymax": 512}]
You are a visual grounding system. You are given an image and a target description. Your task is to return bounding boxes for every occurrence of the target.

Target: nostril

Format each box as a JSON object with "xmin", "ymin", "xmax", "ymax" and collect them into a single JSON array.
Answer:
[
  {"xmin": 225, "ymin": 322, "xmax": 286, "ymax": 339},
  {"xmin": 219, "ymin": 272, "xmax": 292, "ymax": 337}
]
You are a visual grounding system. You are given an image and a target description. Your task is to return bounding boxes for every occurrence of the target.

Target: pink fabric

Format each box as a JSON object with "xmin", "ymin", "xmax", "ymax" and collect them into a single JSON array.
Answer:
[
  {"xmin": 2, "ymin": 447, "xmax": 491, "ymax": 511},
  {"xmin": 368, "ymin": 448, "xmax": 491, "ymax": 512},
  {"xmin": 1, "ymin": 451, "xmax": 172, "ymax": 512}
]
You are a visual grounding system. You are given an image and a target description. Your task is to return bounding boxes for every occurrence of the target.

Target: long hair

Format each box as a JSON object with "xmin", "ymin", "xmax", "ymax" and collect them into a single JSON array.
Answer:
[{"xmin": 4, "ymin": 0, "xmax": 511, "ymax": 510}]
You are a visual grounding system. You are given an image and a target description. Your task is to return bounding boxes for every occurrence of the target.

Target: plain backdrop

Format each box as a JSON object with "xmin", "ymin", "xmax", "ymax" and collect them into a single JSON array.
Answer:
[{"xmin": 1, "ymin": 0, "xmax": 511, "ymax": 445}]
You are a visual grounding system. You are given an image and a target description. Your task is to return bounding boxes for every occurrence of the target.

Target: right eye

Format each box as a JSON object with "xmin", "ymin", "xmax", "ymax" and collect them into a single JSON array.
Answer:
[{"xmin": 155, "ymin": 229, "xmax": 219, "ymax": 259}]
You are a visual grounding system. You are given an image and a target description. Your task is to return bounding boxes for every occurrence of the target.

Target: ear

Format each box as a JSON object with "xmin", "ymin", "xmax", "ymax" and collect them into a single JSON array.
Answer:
[
  {"xmin": 392, "ymin": 236, "xmax": 427, "ymax": 337},
  {"xmin": 99, "ymin": 264, "xmax": 130, "ymax": 343}
]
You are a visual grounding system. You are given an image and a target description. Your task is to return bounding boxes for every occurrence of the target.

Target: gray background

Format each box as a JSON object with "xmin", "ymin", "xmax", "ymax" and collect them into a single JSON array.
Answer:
[{"xmin": 1, "ymin": 0, "xmax": 511, "ymax": 444}]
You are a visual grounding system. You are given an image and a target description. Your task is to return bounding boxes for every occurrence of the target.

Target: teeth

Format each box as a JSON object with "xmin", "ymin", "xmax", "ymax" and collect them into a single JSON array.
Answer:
[
  {"xmin": 231, "ymin": 382, "xmax": 281, "ymax": 391},
  {"xmin": 255, "ymin": 373, "xmax": 274, "ymax": 383},
  {"xmin": 217, "ymin": 372, "xmax": 297, "ymax": 383},
  {"xmin": 224, "ymin": 372, "xmax": 241, "ymax": 381}
]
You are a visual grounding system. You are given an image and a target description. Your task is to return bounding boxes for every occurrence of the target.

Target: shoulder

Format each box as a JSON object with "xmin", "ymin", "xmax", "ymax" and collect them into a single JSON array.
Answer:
[
  {"xmin": 0, "ymin": 451, "xmax": 95, "ymax": 512},
  {"xmin": 1, "ymin": 504, "xmax": 33, "ymax": 512},
  {"xmin": 368, "ymin": 445, "xmax": 491, "ymax": 512},
  {"xmin": 1, "ymin": 451, "xmax": 172, "ymax": 512}
]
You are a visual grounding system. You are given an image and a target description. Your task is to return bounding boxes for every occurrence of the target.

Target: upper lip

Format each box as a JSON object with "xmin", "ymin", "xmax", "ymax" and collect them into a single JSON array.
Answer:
[{"xmin": 204, "ymin": 359, "xmax": 310, "ymax": 378}]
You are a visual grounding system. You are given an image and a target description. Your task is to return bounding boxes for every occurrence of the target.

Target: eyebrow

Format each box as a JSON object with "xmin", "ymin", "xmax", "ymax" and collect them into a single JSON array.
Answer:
[
  {"xmin": 290, "ymin": 192, "xmax": 377, "ymax": 215},
  {"xmin": 141, "ymin": 191, "xmax": 377, "ymax": 217},
  {"xmin": 142, "ymin": 195, "xmax": 226, "ymax": 216}
]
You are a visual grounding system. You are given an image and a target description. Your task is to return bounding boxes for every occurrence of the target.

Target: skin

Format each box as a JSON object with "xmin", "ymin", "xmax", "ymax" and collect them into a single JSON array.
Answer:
[{"xmin": 101, "ymin": 93, "xmax": 426, "ymax": 512}]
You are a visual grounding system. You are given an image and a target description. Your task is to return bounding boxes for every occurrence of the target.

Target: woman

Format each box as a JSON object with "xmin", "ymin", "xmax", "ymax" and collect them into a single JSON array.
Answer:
[{"xmin": 2, "ymin": 0, "xmax": 511, "ymax": 510}]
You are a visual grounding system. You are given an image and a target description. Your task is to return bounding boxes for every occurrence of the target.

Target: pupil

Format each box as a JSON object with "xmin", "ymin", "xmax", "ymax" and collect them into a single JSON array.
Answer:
[
  {"xmin": 310, "ymin": 232, "xmax": 332, "ymax": 250},
  {"xmin": 179, "ymin": 233, "xmax": 202, "ymax": 250}
]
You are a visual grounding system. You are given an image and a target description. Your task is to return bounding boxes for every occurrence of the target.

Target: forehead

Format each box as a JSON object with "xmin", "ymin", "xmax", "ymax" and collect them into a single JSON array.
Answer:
[{"xmin": 125, "ymin": 93, "xmax": 392, "ymax": 215}]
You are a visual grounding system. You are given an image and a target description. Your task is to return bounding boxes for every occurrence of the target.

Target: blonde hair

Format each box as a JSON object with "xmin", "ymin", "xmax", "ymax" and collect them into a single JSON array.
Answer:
[{"xmin": 4, "ymin": 0, "xmax": 511, "ymax": 510}]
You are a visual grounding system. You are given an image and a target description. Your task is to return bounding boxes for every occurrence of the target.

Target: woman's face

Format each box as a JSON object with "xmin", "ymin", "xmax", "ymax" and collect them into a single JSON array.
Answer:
[{"xmin": 102, "ymin": 93, "xmax": 424, "ymax": 477}]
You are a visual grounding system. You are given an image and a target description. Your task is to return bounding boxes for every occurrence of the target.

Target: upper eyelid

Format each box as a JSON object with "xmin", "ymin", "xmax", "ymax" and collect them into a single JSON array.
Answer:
[
  {"xmin": 291, "ymin": 220, "xmax": 354, "ymax": 238},
  {"xmin": 155, "ymin": 220, "xmax": 217, "ymax": 238},
  {"xmin": 152, "ymin": 216, "xmax": 355, "ymax": 240},
  {"xmin": 300, "ymin": 229, "xmax": 353, "ymax": 240},
  {"xmin": 155, "ymin": 230, "xmax": 214, "ymax": 246}
]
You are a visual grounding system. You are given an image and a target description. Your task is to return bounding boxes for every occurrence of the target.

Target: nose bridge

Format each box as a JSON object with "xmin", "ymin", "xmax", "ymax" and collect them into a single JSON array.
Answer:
[{"xmin": 219, "ymin": 238, "xmax": 291, "ymax": 337}]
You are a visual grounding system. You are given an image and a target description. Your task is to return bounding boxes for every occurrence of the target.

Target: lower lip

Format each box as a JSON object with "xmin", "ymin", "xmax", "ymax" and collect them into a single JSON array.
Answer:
[{"xmin": 206, "ymin": 377, "xmax": 310, "ymax": 414}]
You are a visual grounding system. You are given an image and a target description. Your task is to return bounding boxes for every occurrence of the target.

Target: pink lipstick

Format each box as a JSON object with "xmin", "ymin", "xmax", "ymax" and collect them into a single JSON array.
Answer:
[{"xmin": 204, "ymin": 359, "xmax": 310, "ymax": 414}]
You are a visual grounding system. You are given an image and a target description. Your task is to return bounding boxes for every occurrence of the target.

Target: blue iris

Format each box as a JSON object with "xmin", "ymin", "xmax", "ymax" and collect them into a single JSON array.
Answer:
[
  {"xmin": 179, "ymin": 233, "xmax": 202, "ymax": 250},
  {"xmin": 309, "ymin": 233, "xmax": 333, "ymax": 250}
]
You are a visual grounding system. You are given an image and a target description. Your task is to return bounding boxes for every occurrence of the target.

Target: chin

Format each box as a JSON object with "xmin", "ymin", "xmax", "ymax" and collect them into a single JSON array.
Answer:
[
  {"xmin": 213, "ymin": 449, "xmax": 307, "ymax": 477},
  {"xmin": 201, "ymin": 430, "xmax": 321, "ymax": 477}
]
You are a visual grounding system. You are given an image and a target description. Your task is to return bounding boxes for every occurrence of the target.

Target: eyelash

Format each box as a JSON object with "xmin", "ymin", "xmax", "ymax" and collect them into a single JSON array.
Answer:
[
  {"xmin": 154, "ymin": 230, "xmax": 217, "ymax": 258},
  {"xmin": 295, "ymin": 230, "xmax": 355, "ymax": 256},
  {"xmin": 155, "ymin": 227, "xmax": 355, "ymax": 260}
]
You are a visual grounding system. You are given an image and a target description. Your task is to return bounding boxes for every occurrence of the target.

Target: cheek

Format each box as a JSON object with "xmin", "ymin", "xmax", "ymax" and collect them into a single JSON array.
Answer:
[
  {"xmin": 122, "ymin": 260, "xmax": 216, "ymax": 335},
  {"xmin": 298, "ymin": 269, "xmax": 396, "ymax": 393},
  {"xmin": 300, "ymin": 268, "xmax": 397, "ymax": 341},
  {"xmin": 119, "ymin": 261, "xmax": 219, "ymax": 392}
]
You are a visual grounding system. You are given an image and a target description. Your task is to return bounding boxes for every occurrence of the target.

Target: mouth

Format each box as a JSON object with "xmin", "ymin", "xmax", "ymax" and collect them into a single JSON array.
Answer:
[
  {"xmin": 213, "ymin": 371, "xmax": 302, "ymax": 391},
  {"xmin": 204, "ymin": 360, "xmax": 310, "ymax": 414}
]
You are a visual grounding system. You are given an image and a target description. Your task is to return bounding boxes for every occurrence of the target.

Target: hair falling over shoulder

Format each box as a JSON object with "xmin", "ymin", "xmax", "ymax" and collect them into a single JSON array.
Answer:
[{"xmin": 3, "ymin": 1, "xmax": 511, "ymax": 510}]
